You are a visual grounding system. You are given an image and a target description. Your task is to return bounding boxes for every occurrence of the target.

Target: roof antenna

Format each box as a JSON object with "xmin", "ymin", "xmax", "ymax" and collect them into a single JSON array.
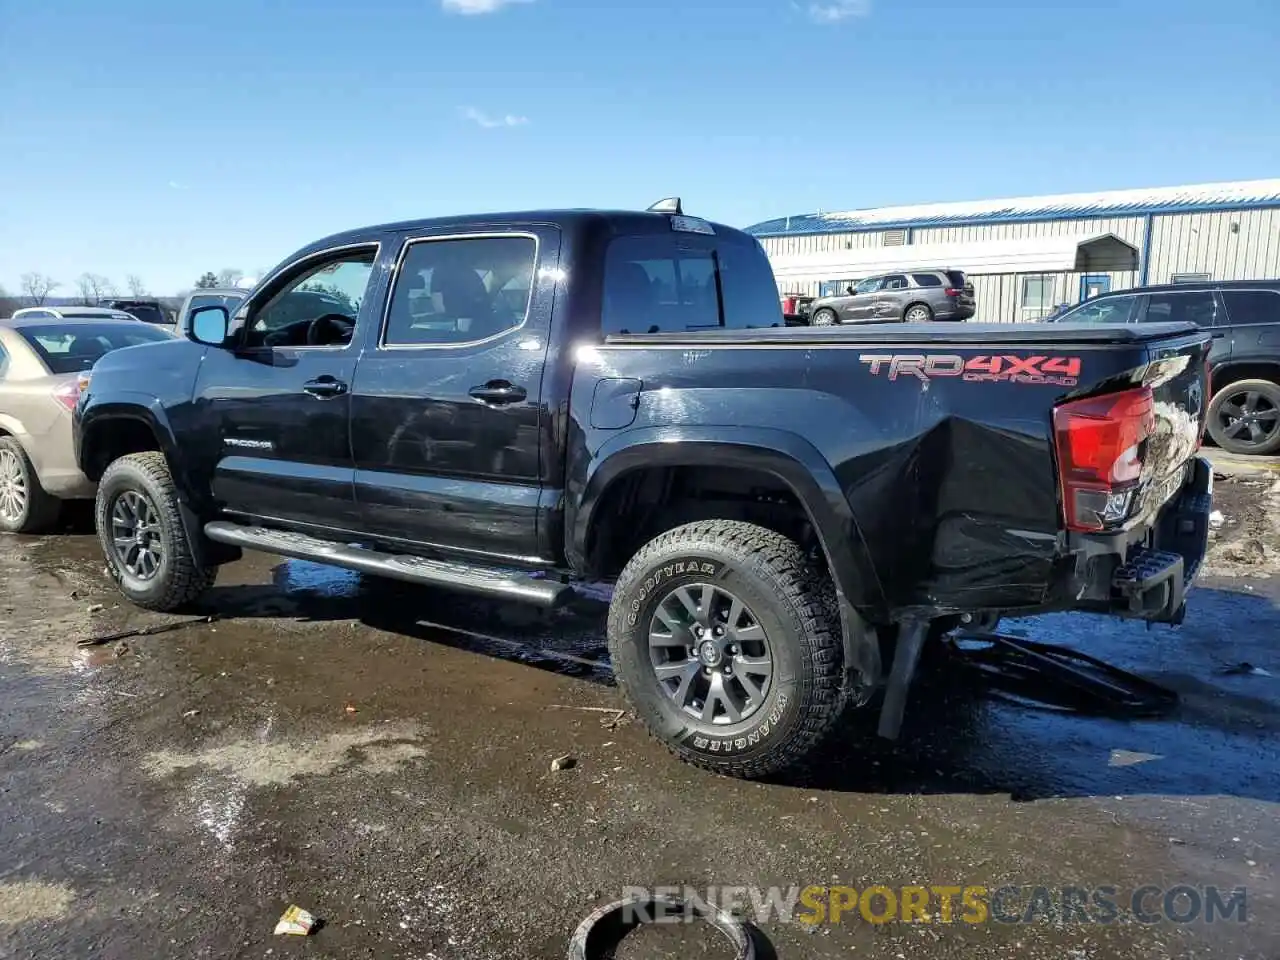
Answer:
[{"xmin": 647, "ymin": 197, "xmax": 683, "ymax": 215}]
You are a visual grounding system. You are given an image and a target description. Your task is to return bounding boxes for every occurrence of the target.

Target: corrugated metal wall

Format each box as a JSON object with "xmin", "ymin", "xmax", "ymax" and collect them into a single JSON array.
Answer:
[
  {"xmin": 761, "ymin": 207, "xmax": 1280, "ymax": 320},
  {"xmin": 1146, "ymin": 208, "xmax": 1280, "ymax": 284}
]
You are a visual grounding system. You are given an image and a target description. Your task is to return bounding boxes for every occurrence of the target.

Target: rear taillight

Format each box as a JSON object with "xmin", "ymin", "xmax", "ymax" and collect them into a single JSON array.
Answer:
[
  {"xmin": 782, "ymin": 297, "xmax": 797, "ymax": 314},
  {"xmin": 945, "ymin": 288, "xmax": 962, "ymax": 297},
  {"xmin": 52, "ymin": 373, "xmax": 90, "ymax": 412},
  {"xmin": 1053, "ymin": 386, "xmax": 1156, "ymax": 532}
]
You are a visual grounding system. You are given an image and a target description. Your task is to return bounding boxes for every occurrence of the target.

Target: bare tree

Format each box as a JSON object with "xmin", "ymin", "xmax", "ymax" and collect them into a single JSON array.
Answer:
[
  {"xmin": 76, "ymin": 273, "xmax": 115, "ymax": 306},
  {"xmin": 216, "ymin": 268, "xmax": 243, "ymax": 287},
  {"xmin": 20, "ymin": 272, "xmax": 59, "ymax": 306},
  {"xmin": 126, "ymin": 274, "xmax": 149, "ymax": 297}
]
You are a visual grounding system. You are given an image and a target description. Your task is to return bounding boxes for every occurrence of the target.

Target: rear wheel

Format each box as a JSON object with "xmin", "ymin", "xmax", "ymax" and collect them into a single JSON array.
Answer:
[
  {"xmin": 96, "ymin": 452, "xmax": 217, "ymax": 611},
  {"xmin": 810, "ymin": 308, "xmax": 838, "ymax": 326},
  {"xmin": 904, "ymin": 303, "xmax": 933, "ymax": 323},
  {"xmin": 1206, "ymin": 379, "xmax": 1280, "ymax": 456},
  {"xmin": 607, "ymin": 520, "xmax": 844, "ymax": 779},
  {"xmin": 0, "ymin": 437, "xmax": 61, "ymax": 534}
]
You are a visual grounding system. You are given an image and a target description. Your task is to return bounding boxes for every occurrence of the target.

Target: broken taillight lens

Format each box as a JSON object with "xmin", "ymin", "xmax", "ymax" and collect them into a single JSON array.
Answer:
[{"xmin": 1053, "ymin": 386, "xmax": 1156, "ymax": 532}]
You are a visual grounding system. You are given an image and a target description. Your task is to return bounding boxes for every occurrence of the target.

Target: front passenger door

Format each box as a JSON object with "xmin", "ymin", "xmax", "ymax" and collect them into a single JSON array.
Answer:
[
  {"xmin": 193, "ymin": 244, "xmax": 384, "ymax": 533},
  {"xmin": 844, "ymin": 276, "xmax": 883, "ymax": 322}
]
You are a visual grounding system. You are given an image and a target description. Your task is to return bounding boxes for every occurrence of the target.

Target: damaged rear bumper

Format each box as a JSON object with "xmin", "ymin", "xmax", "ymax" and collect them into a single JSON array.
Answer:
[{"xmin": 1065, "ymin": 456, "xmax": 1213, "ymax": 624}]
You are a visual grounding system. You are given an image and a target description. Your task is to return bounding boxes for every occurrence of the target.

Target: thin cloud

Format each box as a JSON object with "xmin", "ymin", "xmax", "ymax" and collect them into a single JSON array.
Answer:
[
  {"xmin": 459, "ymin": 106, "xmax": 530, "ymax": 129},
  {"xmin": 805, "ymin": 0, "xmax": 872, "ymax": 23},
  {"xmin": 442, "ymin": 0, "xmax": 533, "ymax": 14},
  {"xmin": 167, "ymin": 180, "xmax": 189, "ymax": 190}
]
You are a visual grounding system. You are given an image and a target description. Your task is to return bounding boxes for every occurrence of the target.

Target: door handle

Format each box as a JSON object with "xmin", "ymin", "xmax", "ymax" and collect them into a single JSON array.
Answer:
[
  {"xmin": 303, "ymin": 376, "xmax": 348, "ymax": 399},
  {"xmin": 469, "ymin": 380, "xmax": 527, "ymax": 405}
]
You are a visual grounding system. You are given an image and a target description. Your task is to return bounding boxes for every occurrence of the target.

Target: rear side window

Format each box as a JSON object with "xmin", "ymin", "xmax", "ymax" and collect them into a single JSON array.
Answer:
[
  {"xmin": 384, "ymin": 236, "xmax": 536, "ymax": 346},
  {"xmin": 1144, "ymin": 291, "xmax": 1218, "ymax": 326},
  {"xmin": 911, "ymin": 273, "xmax": 943, "ymax": 287},
  {"xmin": 1222, "ymin": 290, "xmax": 1280, "ymax": 326},
  {"xmin": 603, "ymin": 234, "xmax": 783, "ymax": 334}
]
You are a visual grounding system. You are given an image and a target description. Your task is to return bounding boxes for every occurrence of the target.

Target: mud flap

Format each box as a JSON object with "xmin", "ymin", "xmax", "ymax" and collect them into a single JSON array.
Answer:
[{"xmin": 877, "ymin": 618, "xmax": 929, "ymax": 740}]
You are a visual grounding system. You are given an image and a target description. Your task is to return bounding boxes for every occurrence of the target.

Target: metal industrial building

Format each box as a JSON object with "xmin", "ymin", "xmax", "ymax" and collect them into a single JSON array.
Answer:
[{"xmin": 747, "ymin": 178, "xmax": 1280, "ymax": 322}]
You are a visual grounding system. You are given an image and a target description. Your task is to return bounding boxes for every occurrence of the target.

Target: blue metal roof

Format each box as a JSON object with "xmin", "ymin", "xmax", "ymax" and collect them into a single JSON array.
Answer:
[{"xmin": 746, "ymin": 179, "xmax": 1280, "ymax": 237}]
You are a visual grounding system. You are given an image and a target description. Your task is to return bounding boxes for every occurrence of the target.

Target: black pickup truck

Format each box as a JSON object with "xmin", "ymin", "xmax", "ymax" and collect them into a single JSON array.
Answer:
[{"xmin": 74, "ymin": 202, "xmax": 1214, "ymax": 779}]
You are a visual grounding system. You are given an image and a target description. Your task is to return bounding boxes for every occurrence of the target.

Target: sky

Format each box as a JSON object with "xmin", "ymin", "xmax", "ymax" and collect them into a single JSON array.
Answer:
[{"xmin": 1, "ymin": 0, "xmax": 1277, "ymax": 295}]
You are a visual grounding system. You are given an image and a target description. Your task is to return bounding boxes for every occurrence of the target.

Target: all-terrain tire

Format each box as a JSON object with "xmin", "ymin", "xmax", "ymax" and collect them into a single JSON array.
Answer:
[
  {"xmin": 607, "ymin": 520, "xmax": 843, "ymax": 779},
  {"xmin": 1206, "ymin": 378, "xmax": 1280, "ymax": 456},
  {"xmin": 95, "ymin": 452, "xmax": 217, "ymax": 612},
  {"xmin": 0, "ymin": 436, "xmax": 62, "ymax": 534}
]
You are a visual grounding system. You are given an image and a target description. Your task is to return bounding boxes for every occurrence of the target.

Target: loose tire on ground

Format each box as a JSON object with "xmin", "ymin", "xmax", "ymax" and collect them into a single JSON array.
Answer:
[
  {"xmin": 95, "ymin": 451, "xmax": 217, "ymax": 612},
  {"xmin": 810, "ymin": 308, "xmax": 838, "ymax": 326},
  {"xmin": 0, "ymin": 436, "xmax": 61, "ymax": 534},
  {"xmin": 1206, "ymin": 378, "xmax": 1280, "ymax": 456},
  {"xmin": 607, "ymin": 519, "xmax": 844, "ymax": 779}
]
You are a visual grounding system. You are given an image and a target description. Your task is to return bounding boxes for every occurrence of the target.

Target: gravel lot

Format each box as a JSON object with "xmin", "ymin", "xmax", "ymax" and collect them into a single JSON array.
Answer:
[{"xmin": 1, "ymin": 474, "xmax": 1277, "ymax": 959}]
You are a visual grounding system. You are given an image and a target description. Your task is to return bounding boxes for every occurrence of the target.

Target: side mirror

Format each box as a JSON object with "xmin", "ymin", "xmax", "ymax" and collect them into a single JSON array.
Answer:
[
  {"xmin": 190, "ymin": 305, "xmax": 229, "ymax": 346},
  {"xmin": 846, "ymin": 286, "xmax": 857, "ymax": 296}
]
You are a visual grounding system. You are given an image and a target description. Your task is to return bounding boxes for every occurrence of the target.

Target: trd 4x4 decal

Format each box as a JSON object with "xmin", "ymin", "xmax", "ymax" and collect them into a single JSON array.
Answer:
[{"xmin": 859, "ymin": 354, "xmax": 1082, "ymax": 387}]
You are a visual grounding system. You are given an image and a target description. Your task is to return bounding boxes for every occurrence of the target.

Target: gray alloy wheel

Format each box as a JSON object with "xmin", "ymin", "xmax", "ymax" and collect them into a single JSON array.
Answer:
[
  {"xmin": 1210, "ymin": 381, "xmax": 1280, "ymax": 455},
  {"xmin": 0, "ymin": 446, "xmax": 28, "ymax": 526},
  {"xmin": 108, "ymin": 489, "xmax": 166, "ymax": 581},
  {"xmin": 904, "ymin": 304, "xmax": 933, "ymax": 322},
  {"xmin": 648, "ymin": 582, "xmax": 774, "ymax": 725},
  {"xmin": 810, "ymin": 308, "xmax": 838, "ymax": 326}
]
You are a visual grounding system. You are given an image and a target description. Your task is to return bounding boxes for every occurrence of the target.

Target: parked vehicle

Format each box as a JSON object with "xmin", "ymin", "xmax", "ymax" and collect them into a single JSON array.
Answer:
[
  {"xmin": 100, "ymin": 298, "xmax": 174, "ymax": 328},
  {"xmin": 12, "ymin": 306, "xmax": 143, "ymax": 324},
  {"xmin": 780, "ymin": 293, "xmax": 816, "ymax": 325},
  {"xmin": 175, "ymin": 288, "xmax": 252, "ymax": 338},
  {"xmin": 1047, "ymin": 279, "xmax": 1280, "ymax": 456},
  {"xmin": 0, "ymin": 314, "xmax": 173, "ymax": 532},
  {"xmin": 75, "ymin": 203, "xmax": 1211, "ymax": 779},
  {"xmin": 807, "ymin": 269, "xmax": 976, "ymax": 326}
]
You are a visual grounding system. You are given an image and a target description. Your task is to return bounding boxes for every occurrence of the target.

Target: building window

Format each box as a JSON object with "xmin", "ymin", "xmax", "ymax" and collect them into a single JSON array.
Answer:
[
  {"xmin": 1171, "ymin": 273, "xmax": 1211, "ymax": 284},
  {"xmin": 1021, "ymin": 274, "xmax": 1055, "ymax": 316}
]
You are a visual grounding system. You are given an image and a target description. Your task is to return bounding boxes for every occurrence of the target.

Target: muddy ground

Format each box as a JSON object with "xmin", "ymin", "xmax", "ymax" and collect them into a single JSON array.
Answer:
[{"xmin": 1, "ymin": 473, "xmax": 1278, "ymax": 959}]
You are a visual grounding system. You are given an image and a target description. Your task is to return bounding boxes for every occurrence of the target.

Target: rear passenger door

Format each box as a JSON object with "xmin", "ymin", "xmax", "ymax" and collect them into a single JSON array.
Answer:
[
  {"xmin": 873, "ymin": 273, "xmax": 909, "ymax": 321},
  {"xmin": 1137, "ymin": 289, "xmax": 1228, "ymax": 364},
  {"xmin": 1219, "ymin": 288, "xmax": 1280, "ymax": 366},
  {"xmin": 348, "ymin": 226, "xmax": 561, "ymax": 562}
]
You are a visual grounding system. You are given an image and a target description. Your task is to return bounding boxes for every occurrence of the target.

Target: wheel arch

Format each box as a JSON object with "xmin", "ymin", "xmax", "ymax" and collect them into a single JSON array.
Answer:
[
  {"xmin": 572, "ymin": 426, "xmax": 887, "ymax": 696},
  {"xmin": 1208, "ymin": 360, "xmax": 1280, "ymax": 395}
]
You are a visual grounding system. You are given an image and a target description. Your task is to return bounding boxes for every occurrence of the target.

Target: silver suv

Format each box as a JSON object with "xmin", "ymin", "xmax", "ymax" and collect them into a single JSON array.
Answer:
[{"xmin": 808, "ymin": 269, "xmax": 976, "ymax": 325}]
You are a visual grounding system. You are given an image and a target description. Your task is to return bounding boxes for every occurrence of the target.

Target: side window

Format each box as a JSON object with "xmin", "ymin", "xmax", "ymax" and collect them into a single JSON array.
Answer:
[
  {"xmin": 882, "ymin": 274, "xmax": 908, "ymax": 290},
  {"xmin": 245, "ymin": 248, "xmax": 377, "ymax": 348},
  {"xmin": 1144, "ymin": 291, "xmax": 1217, "ymax": 326},
  {"xmin": 1065, "ymin": 296, "xmax": 1135, "ymax": 324},
  {"xmin": 384, "ymin": 235, "xmax": 536, "ymax": 346},
  {"xmin": 0, "ymin": 343, "xmax": 8, "ymax": 378},
  {"xmin": 1222, "ymin": 290, "xmax": 1280, "ymax": 326},
  {"xmin": 603, "ymin": 235, "xmax": 720, "ymax": 334},
  {"xmin": 912, "ymin": 273, "xmax": 943, "ymax": 287},
  {"xmin": 719, "ymin": 238, "xmax": 785, "ymax": 330},
  {"xmin": 853, "ymin": 276, "xmax": 882, "ymax": 295}
]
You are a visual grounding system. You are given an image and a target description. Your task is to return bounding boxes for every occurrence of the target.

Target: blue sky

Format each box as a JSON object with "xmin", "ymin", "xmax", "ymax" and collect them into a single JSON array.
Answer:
[{"xmin": 1, "ymin": 0, "xmax": 1277, "ymax": 295}]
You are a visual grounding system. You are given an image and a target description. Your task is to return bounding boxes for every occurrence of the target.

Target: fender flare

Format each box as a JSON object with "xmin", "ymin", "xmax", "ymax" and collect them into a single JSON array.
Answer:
[{"xmin": 572, "ymin": 425, "xmax": 887, "ymax": 697}]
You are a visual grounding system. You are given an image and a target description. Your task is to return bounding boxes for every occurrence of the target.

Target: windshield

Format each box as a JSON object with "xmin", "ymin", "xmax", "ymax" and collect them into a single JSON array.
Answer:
[
  {"xmin": 187, "ymin": 294, "xmax": 245, "ymax": 316},
  {"xmin": 18, "ymin": 323, "xmax": 173, "ymax": 374}
]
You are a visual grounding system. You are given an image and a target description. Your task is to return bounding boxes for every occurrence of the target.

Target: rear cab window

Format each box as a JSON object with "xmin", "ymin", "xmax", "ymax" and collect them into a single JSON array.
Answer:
[{"xmin": 602, "ymin": 229, "xmax": 782, "ymax": 334}]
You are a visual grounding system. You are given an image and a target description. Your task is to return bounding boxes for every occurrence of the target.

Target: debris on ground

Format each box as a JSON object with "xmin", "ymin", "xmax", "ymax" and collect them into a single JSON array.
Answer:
[
  {"xmin": 1223, "ymin": 539, "xmax": 1268, "ymax": 565},
  {"xmin": 1220, "ymin": 662, "xmax": 1274, "ymax": 677},
  {"xmin": 1209, "ymin": 510, "xmax": 1226, "ymax": 528},
  {"xmin": 182, "ymin": 709, "xmax": 201, "ymax": 718},
  {"xmin": 551, "ymin": 755, "xmax": 577, "ymax": 772},
  {"xmin": 273, "ymin": 905, "xmax": 317, "ymax": 936},
  {"xmin": 78, "ymin": 616, "xmax": 218, "ymax": 647},
  {"xmin": 87, "ymin": 604, "xmax": 104, "ymax": 614},
  {"xmin": 344, "ymin": 702, "xmax": 358, "ymax": 715}
]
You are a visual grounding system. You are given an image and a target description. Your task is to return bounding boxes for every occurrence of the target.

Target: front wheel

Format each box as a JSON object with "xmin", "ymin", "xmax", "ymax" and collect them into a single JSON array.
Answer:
[
  {"xmin": 810, "ymin": 308, "xmax": 838, "ymax": 326},
  {"xmin": 607, "ymin": 520, "xmax": 844, "ymax": 779},
  {"xmin": 95, "ymin": 452, "xmax": 217, "ymax": 612},
  {"xmin": 1206, "ymin": 379, "xmax": 1280, "ymax": 456}
]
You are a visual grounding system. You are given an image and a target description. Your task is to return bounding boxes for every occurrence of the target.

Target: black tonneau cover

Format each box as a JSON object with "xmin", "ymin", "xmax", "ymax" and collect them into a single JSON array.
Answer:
[{"xmin": 607, "ymin": 321, "xmax": 1202, "ymax": 347}]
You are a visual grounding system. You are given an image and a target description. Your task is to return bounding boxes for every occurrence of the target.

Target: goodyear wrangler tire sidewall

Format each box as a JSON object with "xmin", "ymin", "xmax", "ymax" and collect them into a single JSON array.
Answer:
[{"xmin": 608, "ymin": 524, "xmax": 833, "ymax": 772}]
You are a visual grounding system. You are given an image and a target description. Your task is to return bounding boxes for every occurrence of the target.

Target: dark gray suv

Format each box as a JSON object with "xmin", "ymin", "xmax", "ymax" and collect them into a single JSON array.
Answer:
[{"xmin": 808, "ymin": 269, "xmax": 976, "ymax": 325}]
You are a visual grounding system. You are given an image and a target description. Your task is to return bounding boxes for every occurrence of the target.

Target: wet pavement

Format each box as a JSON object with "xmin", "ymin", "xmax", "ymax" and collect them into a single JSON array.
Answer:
[{"xmin": 1, "ymin": 482, "xmax": 1278, "ymax": 960}]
